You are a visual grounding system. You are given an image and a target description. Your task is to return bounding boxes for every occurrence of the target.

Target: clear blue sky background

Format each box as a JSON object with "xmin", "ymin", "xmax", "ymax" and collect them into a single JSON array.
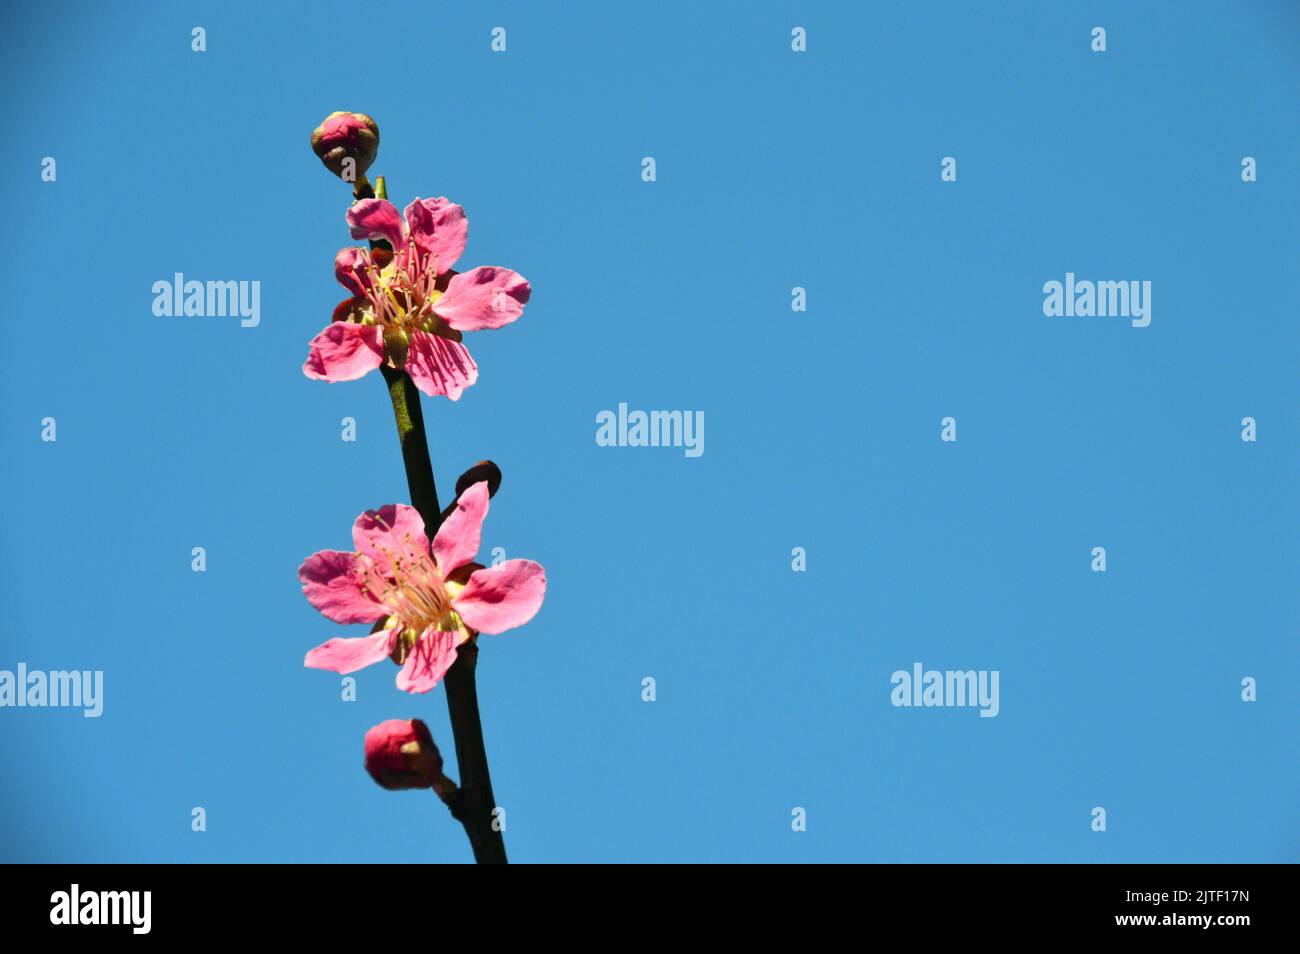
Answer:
[{"xmin": 1, "ymin": 1, "xmax": 1295, "ymax": 863}]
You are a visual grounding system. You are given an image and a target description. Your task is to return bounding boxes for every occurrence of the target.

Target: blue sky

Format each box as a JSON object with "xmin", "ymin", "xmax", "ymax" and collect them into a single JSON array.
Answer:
[{"xmin": 1, "ymin": 1, "xmax": 1295, "ymax": 862}]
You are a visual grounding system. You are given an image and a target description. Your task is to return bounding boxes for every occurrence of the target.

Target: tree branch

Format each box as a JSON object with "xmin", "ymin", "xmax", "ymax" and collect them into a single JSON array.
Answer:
[{"xmin": 381, "ymin": 366, "xmax": 508, "ymax": 864}]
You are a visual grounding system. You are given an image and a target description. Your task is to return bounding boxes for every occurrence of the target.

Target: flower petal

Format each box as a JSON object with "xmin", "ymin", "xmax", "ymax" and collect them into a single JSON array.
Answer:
[
  {"xmin": 304, "ymin": 631, "xmax": 394, "ymax": 675},
  {"xmin": 404, "ymin": 331, "xmax": 478, "ymax": 401},
  {"xmin": 303, "ymin": 322, "xmax": 385, "ymax": 382},
  {"xmin": 352, "ymin": 504, "xmax": 429, "ymax": 579},
  {"xmin": 346, "ymin": 198, "xmax": 406, "ymax": 249},
  {"xmin": 334, "ymin": 247, "xmax": 373, "ymax": 297},
  {"xmin": 432, "ymin": 481, "xmax": 489, "ymax": 574},
  {"xmin": 433, "ymin": 266, "xmax": 531, "ymax": 331},
  {"xmin": 404, "ymin": 197, "xmax": 468, "ymax": 275},
  {"xmin": 453, "ymin": 559, "xmax": 547, "ymax": 635},
  {"xmin": 395, "ymin": 630, "xmax": 459, "ymax": 693},
  {"xmin": 298, "ymin": 549, "xmax": 386, "ymax": 624}
]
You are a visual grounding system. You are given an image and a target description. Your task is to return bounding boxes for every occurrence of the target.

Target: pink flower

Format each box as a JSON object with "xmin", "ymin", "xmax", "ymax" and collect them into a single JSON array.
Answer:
[
  {"xmin": 299, "ymin": 482, "xmax": 546, "ymax": 693},
  {"xmin": 303, "ymin": 197, "xmax": 531, "ymax": 400},
  {"xmin": 364, "ymin": 718, "xmax": 443, "ymax": 790}
]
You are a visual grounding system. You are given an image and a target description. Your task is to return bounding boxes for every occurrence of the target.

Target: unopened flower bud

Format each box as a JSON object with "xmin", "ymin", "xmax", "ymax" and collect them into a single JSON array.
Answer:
[
  {"xmin": 311, "ymin": 111, "xmax": 379, "ymax": 183},
  {"xmin": 364, "ymin": 718, "xmax": 443, "ymax": 791},
  {"xmin": 455, "ymin": 460, "xmax": 503, "ymax": 500}
]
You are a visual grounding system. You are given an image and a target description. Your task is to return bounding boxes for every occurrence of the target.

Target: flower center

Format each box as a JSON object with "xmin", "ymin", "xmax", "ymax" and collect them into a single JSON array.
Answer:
[
  {"xmin": 359, "ymin": 544, "xmax": 454, "ymax": 638},
  {"xmin": 352, "ymin": 244, "xmax": 460, "ymax": 368}
]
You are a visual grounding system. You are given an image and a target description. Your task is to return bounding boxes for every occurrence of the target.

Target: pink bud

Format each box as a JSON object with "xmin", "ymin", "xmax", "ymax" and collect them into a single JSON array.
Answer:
[
  {"xmin": 311, "ymin": 111, "xmax": 379, "ymax": 182},
  {"xmin": 364, "ymin": 718, "xmax": 443, "ymax": 791}
]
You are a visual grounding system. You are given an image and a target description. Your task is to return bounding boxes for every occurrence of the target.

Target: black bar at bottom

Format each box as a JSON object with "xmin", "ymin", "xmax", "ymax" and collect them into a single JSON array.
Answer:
[{"xmin": 0, "ymin": 863, "xmax": 1278, "ymax": 939}]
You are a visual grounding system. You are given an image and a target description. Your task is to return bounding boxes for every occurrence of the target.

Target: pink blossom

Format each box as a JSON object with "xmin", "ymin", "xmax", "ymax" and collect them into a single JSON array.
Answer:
[
  {"xmin": 303, "ymin": 197, "xmax": 531, "ymax": 400},
  {"xmin": 300, "ymin": 482, "xmax": 546, "ymax": 693},
  {"xmin": 364, "ymin": 718, "xmax": 443, "ymax": 790}
]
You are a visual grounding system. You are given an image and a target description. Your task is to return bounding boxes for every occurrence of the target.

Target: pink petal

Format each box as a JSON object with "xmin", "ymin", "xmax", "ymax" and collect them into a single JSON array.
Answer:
[
  {"xmin": 304, "ymin": 631, "xmax": 394, "ymax": 675},
  {"xmin": 303, "ymin": 322, "xmax": 385, "ymax": 382},
  {"xmin": 352, "ymin": 504, "xmax": 429, "ymax": 578},
  {"xmin": 433, "ymin": 266, "xmax": 531, "ymax": 331},
  {"xmin": 403, "ymin": 197, "xmax": 468, "ymax": 275},
  {"xmin": 395, "ymin": 630, "xmax": 459, "ymax": 693},
  {"xmin": 334, "ymin": 247, "xmax": 373, "ymax": 297},
  {"xmin": 404, "ymin": 330, "xmax": 479, "ymax": 401},
  {"xmin": 346, "ymin": 198, "xmax": 406, "ymax": 249},
  {"xmin": 298, "ymin": 549, "xmax": 386, "ymax": 624},
  {"xmin": 432, "ymin": 481, "xmax": 489, "ymax": 574},
  {"xmin": 453, "ymin": 559, "xmax": 547, "ymax": 635}
]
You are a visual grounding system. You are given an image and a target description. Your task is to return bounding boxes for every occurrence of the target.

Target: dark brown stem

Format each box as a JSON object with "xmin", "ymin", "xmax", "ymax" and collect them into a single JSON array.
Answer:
[
  {"xmin": 352, "ymin": 173, "xmax": 375, "ymax": 201},
  {"xmin": 381, "ymin": 365, "xmax": 508, "ymax": 864},
  {"xmin": 439, "ymin": 643, "xmax": 505, "ymax": 862},
  {"xmin": 382, "ymin": 368, "xmax": 441, "ymax": 529}
]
